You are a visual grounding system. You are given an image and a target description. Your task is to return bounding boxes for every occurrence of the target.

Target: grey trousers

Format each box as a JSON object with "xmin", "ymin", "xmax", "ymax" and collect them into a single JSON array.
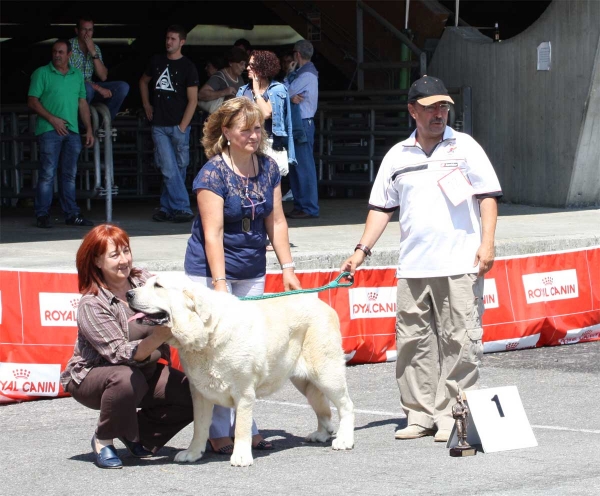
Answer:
[
  {"xmin": 395, "ymin": 273, "xmax": 484, "ymax": 431},
  {"xmin": 67, "ymin": 363, "xmax": 193, "ymax": 453}
]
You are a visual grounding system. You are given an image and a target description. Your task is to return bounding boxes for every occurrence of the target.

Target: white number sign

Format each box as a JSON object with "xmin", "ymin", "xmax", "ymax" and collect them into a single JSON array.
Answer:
[{"xmin": 447, "ymin": 386, "xmax": 538, "ymax": 453}]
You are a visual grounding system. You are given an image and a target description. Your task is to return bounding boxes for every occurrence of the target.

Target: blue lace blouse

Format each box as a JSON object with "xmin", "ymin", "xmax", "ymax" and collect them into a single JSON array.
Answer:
[{"xmin": 184, "ymin": 153, "xmax": 281, "ymax": 280}]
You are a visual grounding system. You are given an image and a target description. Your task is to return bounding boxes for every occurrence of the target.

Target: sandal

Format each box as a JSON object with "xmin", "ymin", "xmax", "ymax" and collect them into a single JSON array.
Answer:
[
  {"xmin": 252, "ymin": 439, "xmax": 274, "ymax": 451},
  {"xmin": 206, "ymin": 440, "xmax": 234, "ymax": 455}
]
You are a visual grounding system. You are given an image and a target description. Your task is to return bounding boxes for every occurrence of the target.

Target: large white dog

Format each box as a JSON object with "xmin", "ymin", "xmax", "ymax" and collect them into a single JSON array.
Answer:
[{"xmin": 126, "ymin": 274, "xmax": 355, "ymax": 466}]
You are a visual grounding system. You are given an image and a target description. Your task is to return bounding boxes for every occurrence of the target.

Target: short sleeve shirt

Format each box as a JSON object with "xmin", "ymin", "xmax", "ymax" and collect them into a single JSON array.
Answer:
[
  {"xmin": 370, "ymin": 127, "xmax": 502, "ymax": 278},
  {"xmin": 184, "ymin": 154, "xmax": 281, "ymax": 280},
  {"xmin": 145, "ymin": 54, "xmax": 199, "ymax": 126},
  {"xmin": 69, "ymin": 37, "xmax": 102, "ymax": 81},
  {"xmin": 28, "ymin": 62, "xmax": 86, "ymax": 135},
  {"xmin": 206, "ymin": 70, "xmax": 245, "ymax": 96}
]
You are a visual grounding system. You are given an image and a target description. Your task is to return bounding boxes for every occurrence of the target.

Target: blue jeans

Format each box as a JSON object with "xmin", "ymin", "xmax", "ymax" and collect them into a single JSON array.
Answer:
[
  {"xmin": 289, "ymin": 118, "xmax": 319, "ymax": 216},
  {"xmin": 85, "ymin": 81, "xmax": 130, "ymax": 121},
  {"xmin": 35, "ymin": 131, "xmax": 82, "ymax": 218},
  {"xmin": 151, "ymin": 125, "xmax": 193, "ymax": 215}
]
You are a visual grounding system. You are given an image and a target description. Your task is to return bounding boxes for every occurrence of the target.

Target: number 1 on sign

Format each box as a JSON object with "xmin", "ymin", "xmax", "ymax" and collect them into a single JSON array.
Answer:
[
  {"xmin": 459, "ymin": 386, "xmax": 538, "ymax": 453},
  {"xmin": 491, "ymin": 394, "xmax": 505, "ymax": 417}
]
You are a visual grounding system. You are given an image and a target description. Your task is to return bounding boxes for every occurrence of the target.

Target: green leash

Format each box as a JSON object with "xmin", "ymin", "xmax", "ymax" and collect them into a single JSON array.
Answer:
[{"xmin": 239, "ymin": 271, "xmax": 354, "ymax": 301}]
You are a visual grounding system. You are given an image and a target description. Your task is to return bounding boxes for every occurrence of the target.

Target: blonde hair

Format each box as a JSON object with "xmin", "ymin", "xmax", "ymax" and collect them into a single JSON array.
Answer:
[{"xmin": 201, "ymin": 97, "xmax": 267, "ymax": 158}]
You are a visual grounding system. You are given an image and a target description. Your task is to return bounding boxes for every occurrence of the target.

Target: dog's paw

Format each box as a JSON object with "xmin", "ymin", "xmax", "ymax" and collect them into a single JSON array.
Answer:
[
  {"xmin": 174, "ymin": 448, "xmax": 205, "ymax": 463},
  {"xmin": 332, "ymin": 436, "xmax": 354, "ymax": 450},
  {"xmin": 230, "ymin": 448, "xmax": 254, "ymax": 467},
  {"xmin": 305, "ymin": 430, "xmax": 331, "ymax": 443}
]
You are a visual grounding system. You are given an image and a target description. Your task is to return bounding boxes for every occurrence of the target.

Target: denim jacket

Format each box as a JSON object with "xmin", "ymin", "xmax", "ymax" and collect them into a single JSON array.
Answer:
[{"xmin": 237, "ymin": 80, "xmax": 296, "ymax": 165}]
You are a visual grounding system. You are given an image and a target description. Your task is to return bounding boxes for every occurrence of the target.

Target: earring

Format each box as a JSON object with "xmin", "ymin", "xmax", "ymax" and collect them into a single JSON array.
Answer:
[{"xmin": 227, "ymin": 140, "xmax": 231, "ymax": 146}]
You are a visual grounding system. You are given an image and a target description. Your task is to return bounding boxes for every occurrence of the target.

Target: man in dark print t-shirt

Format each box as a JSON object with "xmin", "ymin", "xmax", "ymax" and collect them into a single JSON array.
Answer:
[{"xmin": 139, "ymin": 24, "xmax": 199, "ymax": 223}]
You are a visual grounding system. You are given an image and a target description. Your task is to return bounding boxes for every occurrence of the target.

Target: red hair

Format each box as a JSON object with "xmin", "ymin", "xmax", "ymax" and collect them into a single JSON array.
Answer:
[
  {"xmin": 249, "ymin": 50, "xmax": 281, "ymax": 79},
  {"xmin": 76, "ymin": 224, "xmax": 141, "ymax": 295}
]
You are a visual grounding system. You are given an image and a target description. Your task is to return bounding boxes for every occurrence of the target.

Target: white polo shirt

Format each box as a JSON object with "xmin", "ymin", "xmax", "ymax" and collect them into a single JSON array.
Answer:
[{"xmin": 369, "ymin": 127, "xmax": 502, "ymax": 278}]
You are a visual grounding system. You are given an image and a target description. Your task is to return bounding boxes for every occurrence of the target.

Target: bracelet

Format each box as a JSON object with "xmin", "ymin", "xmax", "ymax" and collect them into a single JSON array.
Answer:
[
  {"xmin": 212, "ymin": 277, "xmax": 227, "ymax": 285},
  {"xmin": 281, "ymin": 262, "xmax": 296, "ymax": 270},
  {"xmin": 355, "ymin": 244, "xmax": 372, "ymax": 257}
]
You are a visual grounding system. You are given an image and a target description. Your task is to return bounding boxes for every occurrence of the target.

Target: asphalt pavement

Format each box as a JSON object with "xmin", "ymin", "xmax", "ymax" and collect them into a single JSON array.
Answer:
[
  {"xmin": 1, "ymin": 198, "xmax": 599, "ymax": 495},
  {"xmin": 0, "ymin": 341, "xmax": 599, "ymax": 495}
]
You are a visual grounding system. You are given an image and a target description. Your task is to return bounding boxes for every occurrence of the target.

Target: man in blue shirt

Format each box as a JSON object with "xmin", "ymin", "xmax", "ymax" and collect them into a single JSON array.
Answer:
[{"xmin": 284, "ymin": 40, "xmax": 320, "ymax": 219}]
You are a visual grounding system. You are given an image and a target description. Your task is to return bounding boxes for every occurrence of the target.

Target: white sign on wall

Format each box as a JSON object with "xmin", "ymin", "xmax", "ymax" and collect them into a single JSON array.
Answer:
[{"xmin": 537, "ymin": 41, "xmax": 551, "ymax": 71}]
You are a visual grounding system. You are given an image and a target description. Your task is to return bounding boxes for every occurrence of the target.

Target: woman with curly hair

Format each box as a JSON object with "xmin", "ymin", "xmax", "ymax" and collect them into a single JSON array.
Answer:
[
  {"xmin": 236, "ymin": 49, "xmax": 296, "ymax": 174},
  {"xmin": 183, "ymin": 97, "xmax": 301, "ymax": 456}
]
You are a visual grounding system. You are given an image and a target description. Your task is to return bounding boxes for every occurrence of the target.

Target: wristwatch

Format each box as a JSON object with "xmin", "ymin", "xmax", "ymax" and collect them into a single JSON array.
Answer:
[{"xmin": 92, "ymin": 54, "xmax": 100, "ymax": 60}]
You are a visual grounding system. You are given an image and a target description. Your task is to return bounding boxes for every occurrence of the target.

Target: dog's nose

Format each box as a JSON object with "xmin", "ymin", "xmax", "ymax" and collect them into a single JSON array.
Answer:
[{"xmin": 125, "ymin": 290, "xmax": 134, "ymax": 300}]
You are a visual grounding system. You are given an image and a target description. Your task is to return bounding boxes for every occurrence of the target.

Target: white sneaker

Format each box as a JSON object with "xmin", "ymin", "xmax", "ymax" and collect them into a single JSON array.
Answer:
[
  {"xmin": 434, "ymin": 429, "xmax": 452, "ymax": 442},
  {"xmin": 394, "ymin": 424, "xmax": 435, "ymax": 439},
  {"xmin": 282, "ymin": 190, "xmax": 294, "ymax": 202}
]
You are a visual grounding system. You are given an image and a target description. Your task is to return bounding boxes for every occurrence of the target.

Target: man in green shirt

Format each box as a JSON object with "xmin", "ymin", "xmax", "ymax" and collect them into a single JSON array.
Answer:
[{"xmin": 28, "ymin": 39, "xmax": 95, "ymax": 228}]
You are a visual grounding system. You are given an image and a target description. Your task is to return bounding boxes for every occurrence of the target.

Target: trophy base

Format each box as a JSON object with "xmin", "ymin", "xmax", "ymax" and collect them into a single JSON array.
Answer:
[{"xmin": 450, "ymin": 446, "xmax": 477, "ymax": 457}]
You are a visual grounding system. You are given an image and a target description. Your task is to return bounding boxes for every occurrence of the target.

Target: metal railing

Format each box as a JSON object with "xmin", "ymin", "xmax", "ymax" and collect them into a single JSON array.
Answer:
[
  {"xmin": 1, "ymin": 103, "xmax": 117, "ymax": 221},
  {"xmin": 1, "ymin": 85, "xmax": 473, "ymax": 207},
  {"xmin": 355, "ymin": 0, "xmax": 427, "ymax": 90},
  {"xmin": 1, "ymin": 105, "xmax": 207, "ymax": 222},
  {"xmin": 315, "ymin": 86, "xmax": 472, "ymax": 194}
]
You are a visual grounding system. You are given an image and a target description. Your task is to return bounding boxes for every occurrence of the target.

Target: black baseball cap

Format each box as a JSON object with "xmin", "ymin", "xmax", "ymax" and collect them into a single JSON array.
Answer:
[{"xmin": 408, "ymin": 75, "xmax": 454, "ymax": 105}]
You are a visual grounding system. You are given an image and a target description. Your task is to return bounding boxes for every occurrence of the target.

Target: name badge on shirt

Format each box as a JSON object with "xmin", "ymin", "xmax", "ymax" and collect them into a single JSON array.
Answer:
[
  {"xmin": 242, "ymin": 218, "xmax": 251, "ymax": 232},
  {"xmin": 438, "ymin": 168, "xmax": 475, "ymax": 206}
]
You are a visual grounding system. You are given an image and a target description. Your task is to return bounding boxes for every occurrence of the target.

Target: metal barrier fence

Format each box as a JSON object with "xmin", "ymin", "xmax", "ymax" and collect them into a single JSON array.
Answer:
[
  {"xmin": 2, "ymin": 89, "xmax": 471, "ymax": 213},
  {"xmin": 0, "ymin": 105, "xmax": 206, "ymax": 222},
  {"xmin": 1, "ymin": 103, "xmax": 117, "ymax": 221},
  {"xmin": 315, "ymin": 86, "xmax": 472, "ymax": 196}
]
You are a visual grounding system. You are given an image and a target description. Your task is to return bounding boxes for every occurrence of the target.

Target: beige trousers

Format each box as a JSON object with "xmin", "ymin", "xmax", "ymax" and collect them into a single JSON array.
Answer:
[{"xmin": 395, "ymin": 273, "xmax": 484, "ymax": 431}]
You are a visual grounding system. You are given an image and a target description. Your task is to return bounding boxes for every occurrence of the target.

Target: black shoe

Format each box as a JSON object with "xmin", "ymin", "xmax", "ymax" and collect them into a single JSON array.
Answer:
[
  {"xmin": 172, "ymin": 210, "xmax": 195, "ymax": 223},
  {"xmin": 152, "ymin": 210, "xmax": 172, "ymax": 222},
  {"xmin": 285, "ymin": 209, "xmax": 301, "ymax": 218},
  {"xmin": 118, "ymin": 437, "xmax": 153, "ymax": 458},
  {"xmin": 91, "ymin": 436, "xmax": 122, "ymax": 469},
  {"xmin": 286, "ymin": 210, "xmax": 319, "ymax": 219},
  {"xmin": 65, "ymin": 215, "xmax": 94, "ymax": 227},
  {"xmin": 36, "ymin": 215, "xmax": 51, "ymax": 228}
]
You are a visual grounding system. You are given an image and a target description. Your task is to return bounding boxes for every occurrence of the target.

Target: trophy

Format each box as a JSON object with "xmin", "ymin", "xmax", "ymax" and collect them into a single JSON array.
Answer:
[{"xmin": 449, "ymin": 391, "xmax": 477, "ymax": 457}]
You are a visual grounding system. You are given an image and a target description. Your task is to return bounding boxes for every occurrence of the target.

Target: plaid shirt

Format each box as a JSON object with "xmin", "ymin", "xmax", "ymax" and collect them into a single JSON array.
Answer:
[
  {"xmin": 60, "ymin": 269, "xmax": 170, "ymax": 390},
  {"xmin": 68, "ymin": 36, "xmax": 103, "ymax": 82}
]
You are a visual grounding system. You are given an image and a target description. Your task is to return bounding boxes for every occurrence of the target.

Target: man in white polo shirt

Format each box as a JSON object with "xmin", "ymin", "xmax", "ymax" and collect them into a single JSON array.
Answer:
[{"xmin": 341, "ymin": 75, "xmax": 502, "ymax": 442}]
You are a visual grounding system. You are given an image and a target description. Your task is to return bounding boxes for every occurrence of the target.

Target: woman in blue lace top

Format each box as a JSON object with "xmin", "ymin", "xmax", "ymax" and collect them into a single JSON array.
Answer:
[{"xmin": 184, "ymin": 96, "xmax": 301, "ymax": 454}]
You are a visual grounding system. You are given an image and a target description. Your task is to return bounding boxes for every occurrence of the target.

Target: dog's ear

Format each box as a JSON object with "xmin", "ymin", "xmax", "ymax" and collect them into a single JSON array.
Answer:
[
  {"xmin": 173, "ymin": 287, "xmax": 216, "ymax": 350},
  {"xmin": 183, "ymin": 288, "xmax": 211, "ymax": 324}
]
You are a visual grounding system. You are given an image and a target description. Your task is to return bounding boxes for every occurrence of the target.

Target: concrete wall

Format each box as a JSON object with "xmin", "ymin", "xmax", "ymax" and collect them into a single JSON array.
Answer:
[
  {"xmin": 428, "ymin": 0, "xmax": 600, "ymax": 207},
  {"xmin": 568, "ymin": 36, "xmax": 600, "ymax": 206}
]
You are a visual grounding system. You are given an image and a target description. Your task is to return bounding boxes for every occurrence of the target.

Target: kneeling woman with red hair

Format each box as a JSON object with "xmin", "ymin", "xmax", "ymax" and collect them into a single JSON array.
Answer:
[{"xmin": 60, "ymin": 224, "xmax": 193, "ymax": 469}]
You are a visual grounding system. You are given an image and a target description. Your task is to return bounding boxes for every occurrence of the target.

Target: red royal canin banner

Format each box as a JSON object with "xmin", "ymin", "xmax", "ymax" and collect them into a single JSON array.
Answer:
[{"xmin": 1, "ymin": 247, "xmax": 599, "ymax": 403}]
